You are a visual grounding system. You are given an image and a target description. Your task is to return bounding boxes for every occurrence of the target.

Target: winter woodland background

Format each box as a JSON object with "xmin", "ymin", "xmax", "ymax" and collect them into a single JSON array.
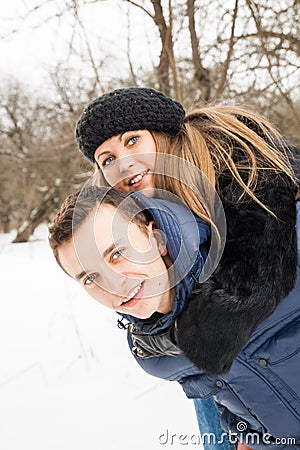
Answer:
[
  {"xmin": 1, "ymin": 0, "xmax": 299, "ymax": 241},
  {"xmin": 0, "ymin": 1, "xmax": 299, "ymax": 448}
]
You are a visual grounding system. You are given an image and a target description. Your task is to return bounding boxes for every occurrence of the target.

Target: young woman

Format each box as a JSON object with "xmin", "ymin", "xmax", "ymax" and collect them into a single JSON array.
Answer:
[
  {"xmin": 48, "ymin": 185, "xmax": 300, "ymax": 449},
  {"xmin": 74, "ymin": 87, "xmax": 300, "ymax": 448}
]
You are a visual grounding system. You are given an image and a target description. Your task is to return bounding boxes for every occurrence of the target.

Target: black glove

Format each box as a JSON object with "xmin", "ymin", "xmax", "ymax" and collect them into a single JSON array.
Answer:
[{"xmin": 129, "ymin": 323, "xmax": 181, "ymax": 359}]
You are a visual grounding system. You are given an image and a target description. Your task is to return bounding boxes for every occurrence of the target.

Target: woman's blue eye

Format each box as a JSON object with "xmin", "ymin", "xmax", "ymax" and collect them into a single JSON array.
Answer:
[
  {"xmin": 111, "ymin": 249, "xmax": 123, "ymax": 261},
  {"xmin": 127, "ymin": 136, "xmax": 138, "ymax": 146},
  {"xmin": 102, "ymin": 155, "xmax": 115, "ymax": 167},
  {"xmin": 84, "ymin": 273, "xmax": 98, "ymax": 286}
]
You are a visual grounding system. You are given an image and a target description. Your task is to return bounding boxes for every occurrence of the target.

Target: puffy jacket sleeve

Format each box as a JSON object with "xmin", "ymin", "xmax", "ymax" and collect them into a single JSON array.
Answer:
[{"xmin": 176, "ymin": 172, "xmax": 298, "ymax": 376}]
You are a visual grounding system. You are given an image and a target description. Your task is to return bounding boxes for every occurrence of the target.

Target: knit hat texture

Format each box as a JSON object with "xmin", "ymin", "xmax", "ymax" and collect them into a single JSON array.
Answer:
[{"xmin": 76, "ymin": 87, "xmax": 185, "ymax": 162}]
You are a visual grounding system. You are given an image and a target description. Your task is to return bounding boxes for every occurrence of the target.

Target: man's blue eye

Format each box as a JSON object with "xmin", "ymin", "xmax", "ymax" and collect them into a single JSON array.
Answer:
[
  {"xmin": 112, "ymin": 249, "xmax": 123, "ymax": 261},
  {"xmin": 103, "ymin": 156, "xmax": 115, "ymax": 167},
  {"xmin": 84, "ymin": 273, "xmax": 97, "ymax": 285}
]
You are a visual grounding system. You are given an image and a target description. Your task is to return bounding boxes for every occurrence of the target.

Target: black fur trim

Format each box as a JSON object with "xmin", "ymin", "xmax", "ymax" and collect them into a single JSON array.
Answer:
[{"xmin": 177, "ymin": 174, "xmax": 298, "ymax": 376}]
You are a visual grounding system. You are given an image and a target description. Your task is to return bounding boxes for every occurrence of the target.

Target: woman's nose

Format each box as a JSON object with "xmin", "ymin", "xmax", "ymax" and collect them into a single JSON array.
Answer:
[{"xmin": 118, "ymin": 154, "xmax": 135, "ymax": 173}]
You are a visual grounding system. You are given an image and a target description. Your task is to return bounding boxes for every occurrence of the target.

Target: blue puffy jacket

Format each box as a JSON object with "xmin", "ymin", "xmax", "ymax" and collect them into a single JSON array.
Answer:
[{"xmin": 120, "ymin": 194, "xmax": 300, "ymax": 448}]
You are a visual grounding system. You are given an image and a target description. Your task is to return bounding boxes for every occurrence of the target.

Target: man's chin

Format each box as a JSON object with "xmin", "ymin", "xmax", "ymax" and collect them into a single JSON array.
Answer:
[{"xmin": 134, "ymin": 309, "xmax": 157, "ymax": 320}]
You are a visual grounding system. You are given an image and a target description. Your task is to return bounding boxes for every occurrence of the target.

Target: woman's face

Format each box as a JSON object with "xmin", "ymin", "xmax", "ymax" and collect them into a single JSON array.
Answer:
[{"xmin": 94, "ymin": 130, "xmax": 156, "ymax": 196}]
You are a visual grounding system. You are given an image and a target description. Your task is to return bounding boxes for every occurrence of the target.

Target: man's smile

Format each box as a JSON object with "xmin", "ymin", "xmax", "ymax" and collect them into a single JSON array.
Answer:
[{"xmin": 120, "ymin": 281, "xmax": 145, "ymax": 307}]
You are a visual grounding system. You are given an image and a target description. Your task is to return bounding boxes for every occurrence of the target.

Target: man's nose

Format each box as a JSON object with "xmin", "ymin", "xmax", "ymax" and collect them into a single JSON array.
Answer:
[{"xmin": 97, "ymin": 268, "xmax": 136, "ymax": 297}]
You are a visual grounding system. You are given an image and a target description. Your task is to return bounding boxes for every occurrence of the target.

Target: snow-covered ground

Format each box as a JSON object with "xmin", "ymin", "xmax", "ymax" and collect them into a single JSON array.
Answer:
[{"xmin": 0, "ymin": 225, "xmax": 202, "ymax": 450}]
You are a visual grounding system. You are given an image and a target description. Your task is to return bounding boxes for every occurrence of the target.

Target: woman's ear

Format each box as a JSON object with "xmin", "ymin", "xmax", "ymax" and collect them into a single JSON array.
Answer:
[{"xmin": 148, "ymin": 221, "xmax": 168, "ymax": 256}]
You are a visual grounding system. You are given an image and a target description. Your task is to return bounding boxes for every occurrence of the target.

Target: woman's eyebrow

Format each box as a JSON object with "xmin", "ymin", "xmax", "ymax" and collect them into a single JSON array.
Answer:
[
  {"xmin": 96, "ymin": 133, "xmax": 124, "ymax": 159},
  {"xmin": 96, "ymin": 148, "xmax": 112, "ymax": 159}
]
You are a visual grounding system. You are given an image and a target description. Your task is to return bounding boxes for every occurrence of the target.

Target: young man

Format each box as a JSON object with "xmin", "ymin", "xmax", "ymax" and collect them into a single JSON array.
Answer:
[
  {"xmin": 49, "ymin": 186, "xmax": 209, "ymax": 321},
  {"xmin": 49, "ymin": 186, "xmax": 300, "ymax": 449}
]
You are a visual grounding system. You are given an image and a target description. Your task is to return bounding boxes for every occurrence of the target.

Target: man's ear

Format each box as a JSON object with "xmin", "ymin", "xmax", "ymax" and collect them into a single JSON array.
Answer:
[{"xmin": 148, "ymin": 221, "xmax": 168, "ymax": 256}]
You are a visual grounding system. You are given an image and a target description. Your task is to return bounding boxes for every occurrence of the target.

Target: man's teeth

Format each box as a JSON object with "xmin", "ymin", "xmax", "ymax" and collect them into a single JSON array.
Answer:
[
  {"xmin": 123, "ymin": 282, "xmax": 143, "ymax": 303},
  {"xmin": 129, "ymin": 171, "xmax": 147, "ymax": 185}
]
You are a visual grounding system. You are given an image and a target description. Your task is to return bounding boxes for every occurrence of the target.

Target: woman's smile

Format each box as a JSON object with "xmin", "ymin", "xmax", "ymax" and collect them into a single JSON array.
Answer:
[{"xmin": 128, "ymin": 169, "xmax": 150, "ymax": 187}]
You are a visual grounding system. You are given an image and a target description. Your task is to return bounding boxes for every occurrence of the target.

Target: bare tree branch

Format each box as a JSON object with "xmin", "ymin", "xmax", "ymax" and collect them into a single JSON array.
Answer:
[
  {"xmin": 70, "ymin": 0, "xmax": 103, "ymax": 91},
  {"xmin": 126, "ymin": 3, "xmax": 138, "ymax": 86},
  {"xmin": 215, "ymin": 0, "xmax": 239, "ymax": 99},
  {"xmin": 245, "ymin": 0, "xmax": 300, "ymax": 126},
  {"xmin": 126, "ymin": 0, "xmax": 154, "ymax": 20}
]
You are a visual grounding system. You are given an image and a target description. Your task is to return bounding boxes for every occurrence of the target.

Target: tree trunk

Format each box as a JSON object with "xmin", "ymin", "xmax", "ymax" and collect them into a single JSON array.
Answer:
[
  {"xmin": 1, "ymin": 217, "xmax": 10, "ymax": 234},
  {"xmin": 151, "ymin": 0, "xmax": 174, "ymax": 95},
  {"xmin": 215, "ymin": 0, "xmax": 239, "ymax": 99},
  {"xmin": 187, "ymin": 0, "xmax": 211, "ymax": 102},
  {"xmin": 12, "ymin": 220, "xmax": 36, "ymax": 243},
  {"xmin": 12, "ymin": 186, "xmax": 59, "ymax": 243}
]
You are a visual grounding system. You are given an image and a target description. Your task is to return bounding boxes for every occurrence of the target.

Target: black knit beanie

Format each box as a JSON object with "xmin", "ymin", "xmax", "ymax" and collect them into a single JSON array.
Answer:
[{"xmin": 75, "ymin": 87, "xmax": 185, "ymax": 162}]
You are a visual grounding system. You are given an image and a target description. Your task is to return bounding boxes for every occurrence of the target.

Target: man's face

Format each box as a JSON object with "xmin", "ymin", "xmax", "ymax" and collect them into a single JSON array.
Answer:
[{"xmin": 58, "ymin": 204, "xmax": 174, "ymax": 319}]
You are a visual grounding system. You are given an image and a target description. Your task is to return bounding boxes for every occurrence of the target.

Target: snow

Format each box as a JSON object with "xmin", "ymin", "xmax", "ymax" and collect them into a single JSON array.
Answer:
[{"xmin": 0, "ymin": 225, "xmax": 202, "ymax": 450}]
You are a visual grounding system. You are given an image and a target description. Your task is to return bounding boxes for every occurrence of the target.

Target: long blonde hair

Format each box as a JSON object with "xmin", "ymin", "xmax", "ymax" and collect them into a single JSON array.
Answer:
[
  {"xmin": 92, "ymin": 104, "xmax": 297, "ymax": 224},
  {"xmin": 153, "ymin": 104, "xmax": 297, "ymax": 224}
]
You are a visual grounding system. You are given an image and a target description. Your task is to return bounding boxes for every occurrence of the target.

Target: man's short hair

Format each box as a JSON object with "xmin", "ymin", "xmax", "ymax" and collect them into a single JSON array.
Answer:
[{"xmin": 48, "ymin": 186, "xmax": 152, "ymax": 271}]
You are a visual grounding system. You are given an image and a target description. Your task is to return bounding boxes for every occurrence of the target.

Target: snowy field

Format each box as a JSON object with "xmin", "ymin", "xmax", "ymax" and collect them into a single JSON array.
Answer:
[{"xmin": 0, "ymin": 225, "xmax": 202, "ymax": 450}]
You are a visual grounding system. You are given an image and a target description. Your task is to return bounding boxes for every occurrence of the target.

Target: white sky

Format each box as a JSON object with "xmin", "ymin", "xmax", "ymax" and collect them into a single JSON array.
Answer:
[
  {"xmin": 0, "ymin": 0, "xmax": 158, "ymax": 88},
  {"xmin": 1, "ymin": 0, "xmax": 62, "ymax": 82}
]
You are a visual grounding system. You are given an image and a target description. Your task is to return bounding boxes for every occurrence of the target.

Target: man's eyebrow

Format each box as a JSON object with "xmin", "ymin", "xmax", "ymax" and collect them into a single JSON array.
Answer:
[
  {"xmin": 103, "ymin": 241, "xmax": 120, "ymax": 259},
  {"xmin": 75, "ymin": 270, "xmax": 88, "ymax": 281},
  {"xmin": 75, "ymin": 240, "xmax": 121, "ymax": 280}
]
